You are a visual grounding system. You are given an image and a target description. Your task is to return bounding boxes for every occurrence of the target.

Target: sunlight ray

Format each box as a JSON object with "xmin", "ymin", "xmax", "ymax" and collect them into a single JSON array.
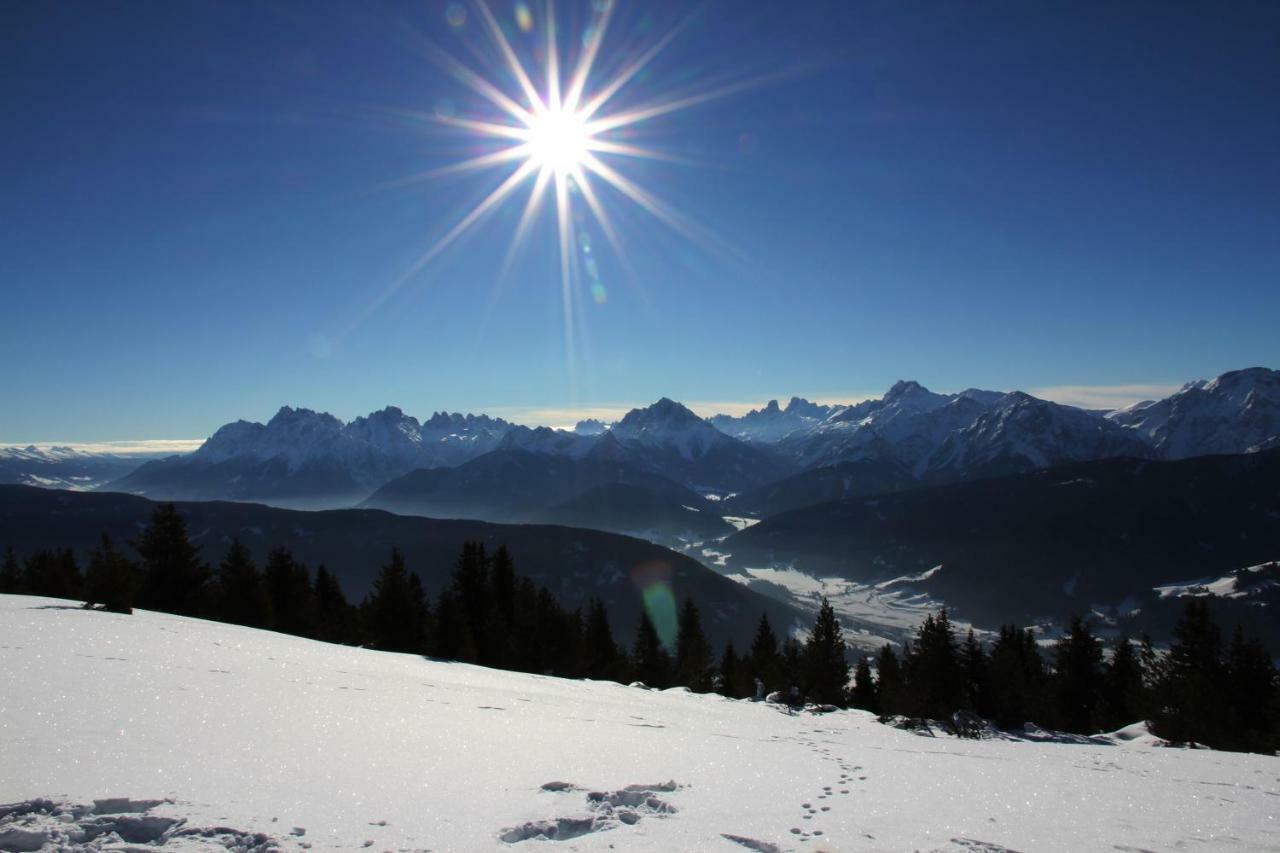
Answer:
[
  {"xmin": 562, "ymin": 0, "xmax": 615, "ymax": 113},
  {"xmin": 474, "ymin": 0, "xmax": 545, "ymax": 113},
  {"xmin": 577, "ymin": 17, "xmax": 691, "ymax": 120}
]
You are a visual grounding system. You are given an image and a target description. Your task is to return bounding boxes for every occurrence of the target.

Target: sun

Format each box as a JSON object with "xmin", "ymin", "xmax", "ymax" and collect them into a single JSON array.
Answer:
[
  {"xmin": 522, "ymin": 107, "xmax": 592, "ymax": 176},
  {"xmin": 347, "ymin": 1, "xmax": 761, "ymax": 362}
]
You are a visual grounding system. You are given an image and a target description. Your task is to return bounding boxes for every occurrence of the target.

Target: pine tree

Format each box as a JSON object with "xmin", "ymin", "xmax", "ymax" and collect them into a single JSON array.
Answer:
[
  {"xmin": 263, "ymin": 547, "xmax": 316, "ymax": 637},
  {"xmin": 409, "ymin": 571, "xmax": 434, "ymax": 653},
  {"xmin": 988, "ymin": 625, "xmax": 1046, "ymax": 729},
  {"xmin": 849, "ymin": 655, "xmax": 877, "ymax": 712},
  {"xmin": 1153, "ymin": 599, "xmax": 1228, "ymax": 747},
  {"xmin": 582, "ymin": 598, "xmax": 622, "ymax": 680},
  {"xmin": 83, "ymin": 534, "xmax": 137, "ymax": 614},
  {"xmin": 902, "ymin": 609, "xmax": 964, "ymax": 719},
  {"xmin": 365, "ymin": 548, "xmax": 424, "ymax": 653},
  {"xmin": 1099, "ymin": 636, "xmax": 1149, "ymax": 731},
  {"xmin": 485, "ymin": 545, "xmax": 517, "ymax": 667},
  {"xmin": 675, "ymin": 599, "xmax": 714, "ymax": 691},
  {"xmin": 718, "ymin": 643, "xmax": 743, "ymax": 698},
  {"xmin": 959, "ymin": 629, "xmax": 991, "ymax": 715},
  {"xmin": 781, "ymin": 637, "xmax": 804, "ymax": 703},
  {"xmin": 875, "ymin": 644, "xmax": 906, "ymax": 716},
  {"xmin": 1223, "ymin": 626, "xmax": 1279, "ymax": 753},
  {"xmin": 632, "ymin": 610, "xmax": 672, "ymax": 688},
  {"xmin": 804, "ymin": 597, "xmax": 850, "ymax": 706},
  {"xmin": 212, "ymin": 539, "xmax": 272, "ymax": 628},
  {"xmin": 23, "ymin": 548, "xmax": 83, "ymax": 600},
  {"xmin": 0, "ymin": 547, "xmax": 21, "ymax": 594},
  {"xmin": 314, "ymin": 565, "xmax": 358, "ymax": 644},
  {"xmin": 1051, "ymin": 615, "xmax": 1105, "ymax": 734},
  {"xmin": 134, "ymin": 503, "xmax": 208, "ymax": 616},
  {"xmin": 450, "ymin": 541, "xmax": 490, "ymax": 662},
  {"xmin": 747, "ymin": 612, "xmax": 780, "ymax": 694}
]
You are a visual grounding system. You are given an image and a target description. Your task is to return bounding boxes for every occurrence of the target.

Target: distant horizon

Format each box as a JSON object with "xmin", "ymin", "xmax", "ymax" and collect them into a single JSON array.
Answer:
[{"xmin": 16, "ymin": 366, "xmax": 1276, "ymax": 446}]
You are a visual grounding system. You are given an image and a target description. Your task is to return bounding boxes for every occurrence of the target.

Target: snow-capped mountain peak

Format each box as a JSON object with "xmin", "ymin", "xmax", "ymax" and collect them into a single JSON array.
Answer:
[{"xmin": 1107, "ymin": 366, "xmax": 1280, "ymax": 459}]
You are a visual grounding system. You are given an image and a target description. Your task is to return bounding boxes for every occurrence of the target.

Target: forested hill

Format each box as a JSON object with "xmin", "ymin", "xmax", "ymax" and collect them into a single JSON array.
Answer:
[{"xmin": 0, "ymin": 485, "xmax": 802, "ymax": 649}]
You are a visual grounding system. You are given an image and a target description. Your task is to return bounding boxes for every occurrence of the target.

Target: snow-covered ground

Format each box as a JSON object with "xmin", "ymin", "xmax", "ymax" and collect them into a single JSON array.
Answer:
[
  {"xmin": 720, "ymin": 566, "xmax": 958, "ymax": 650},
  {"xmin": 2, "ymin": 595, "xmax": 1277, "ymax": 852}
]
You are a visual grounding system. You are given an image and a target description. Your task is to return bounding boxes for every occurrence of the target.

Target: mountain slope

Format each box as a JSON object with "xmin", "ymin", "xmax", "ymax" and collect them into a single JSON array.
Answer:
[
  {"xmin": 1108, "ymin": 366, "xmax": 1280, "ymax": 458},
  {"xmin": 361, "ymin": 447, "xmax": 701, "ymax": 525},
  {"xmin": 531, "ymin": 482, "xmax": 735, "ymax": 545},
  {"xmin": 609, "ymin": 398, "xmax": 797, "ymax": 492},
  {"xmin": 6, "ymin": 594, "xmax": 1272, "ymax": 852},
  {"xmin": 722, "ymin": 449, "xmax": 1280, "ymax": 627},
  {"xmin": 0, "ymin": 485, "xmax": 800, "ymax": 649}
]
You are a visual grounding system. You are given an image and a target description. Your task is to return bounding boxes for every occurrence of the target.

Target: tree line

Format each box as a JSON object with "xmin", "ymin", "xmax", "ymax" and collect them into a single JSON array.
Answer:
[
  {"xmin": 0, "ymin": 504, "xmax": 845, "ymax": 691},
  {"xmin": 3, "ymin": 503, "xmax": 1275, "ymax": 753},
  {"xmin": 845, "ymin": 606, "xmax": 1279, "ymax": 754}
]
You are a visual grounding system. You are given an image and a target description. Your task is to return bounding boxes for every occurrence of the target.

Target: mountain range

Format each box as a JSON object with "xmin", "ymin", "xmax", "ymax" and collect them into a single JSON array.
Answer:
[{"xmin": 4, "ymin": 365, "xmax": 1278, "ymax": 644}]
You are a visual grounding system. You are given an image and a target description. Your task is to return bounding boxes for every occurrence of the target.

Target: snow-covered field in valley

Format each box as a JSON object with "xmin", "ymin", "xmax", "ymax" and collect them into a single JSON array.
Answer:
[{"xmin": 2, "ymin": 594, "xmax": 1277, "ymax": 852}]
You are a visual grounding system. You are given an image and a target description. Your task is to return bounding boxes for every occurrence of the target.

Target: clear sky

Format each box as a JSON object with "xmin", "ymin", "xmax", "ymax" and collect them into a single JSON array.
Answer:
[{"xmin": 3, "ymin": 1, "xmax": 1278, "ymax": 442}]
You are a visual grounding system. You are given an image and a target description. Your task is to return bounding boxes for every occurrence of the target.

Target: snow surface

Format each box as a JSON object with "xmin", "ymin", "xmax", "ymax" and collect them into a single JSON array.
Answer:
[{"xmin": 2, "ymin": 595, "xmax": 1277, "ymax": 852}]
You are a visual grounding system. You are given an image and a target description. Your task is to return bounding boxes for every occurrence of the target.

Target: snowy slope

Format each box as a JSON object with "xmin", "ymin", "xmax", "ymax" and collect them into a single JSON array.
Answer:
[
  {"xmin": 3, "ymin": 595, "xmax": 1277, "ymax": 852},
  {"xmin": 1108, "ymin": 366, "xmax": 1280, "ymax": 458}
]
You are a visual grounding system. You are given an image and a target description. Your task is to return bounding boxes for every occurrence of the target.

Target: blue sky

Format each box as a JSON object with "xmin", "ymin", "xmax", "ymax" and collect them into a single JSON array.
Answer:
[{"xmin": 3, "ymin": 1, "xmax": 1278, "ymax": 442}]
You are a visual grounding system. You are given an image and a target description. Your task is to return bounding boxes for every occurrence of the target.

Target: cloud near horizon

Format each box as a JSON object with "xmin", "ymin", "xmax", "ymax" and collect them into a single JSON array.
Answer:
[
  {"xmin": 490, "ymin": 394, "xmax": 877, "ymax": 428},
  {"xmin": 1028, "ymin": 383, "xmax": 1183, "ymax": 411},
  {"xmin": 1, "ymin": 439, "xmax": 206, "ymax": 456}
]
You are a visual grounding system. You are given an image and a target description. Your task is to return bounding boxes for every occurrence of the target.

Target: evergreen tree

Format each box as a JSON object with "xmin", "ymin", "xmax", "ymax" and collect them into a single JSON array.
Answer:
[
  {"xmin": 582, "ymin": 598, "xmax": 622, "ymax": 680},
  {"xmin": 1099, "ymin": 636, "xmax": 1149, "ymax": 731},
  {"xmin": 675, "ymin": 599, "xmax": 714, "ymax": 691},
  {"xmin": 23, "ymin": 548, "xmax": 83, "ymax": 600},
  {"xmin": 0, "ymin": 546, "xmax": 21, "ymax": 593},
  {"xmin": 134, "ymin": 503, "xmax": 208, "ymax": 616},
  {"xmin": 849, "ymin": 655, "xmax": 877, "ymax": 712},
  {"xmin": 1223, "ymin": 626, "xmax": 1279, "ymax": 753},
  {"xmin": 263, "ymin": 547, "xmax": 316, "ymax": 637},
  {"xmin": 365, "ymin": 548, "xmax": 424, "ymax": 653},
  {"xmin": 959, "ymin": 629, "xmax": 991, "ymax": 715},
  {"xmin": 450, "ymin": 541, "xmax": 491, "ymax": 663},
  {"xmin": 747, "ymin": 612, "xmax": 780, "ymax": 694},
  {"xmin": 875, "ymin": 644, "xmax": 906, "ymax": 716},
  {"xmin": 485, "ymin": 545, "xmax": 517, "ymax": 667},
  {"xmin": 717, "ymin": 642, "xmax": 744, "ymax": 698},
  {"xmin": 314, "ymin": 565, "xmax": 358, "ymax": 644},
  {"xmin": 83, "ymin": 535, "xmax": 137, "ymax": 614},
  {"xmin": 434, "ymin": 589, "xmax": 475, "ymax": 662},
  {"xmin": 408, "ymin": 571, "xmax": 433, "ymax": 653},
  {"xmin": 632, "ymin": 610, "xmax": 672, "ymax": 688},
  {"xmin": 781, "ymin": 637, "xmax": 804, "ymax": 703},
  {"xmin": 1153, "ymin": 599, "xmax": 1228, "ymax": 747},
  {"xmin": 1050, "ymin": 616, "xmax": 1105, "ymax": 733},
  {"xmin": 902, "ymin": 609, "xmax": 964, "ymax": 719},
  {"xmin": 211, "ymin": 539, "xmax": 271, "ymax": 628},
  {"xmin": 988, "ymin": 625, "xmax": 1046, "ymax": 729},
  {"xmin": 804, "ymin": 597, "xmax": 850, "ymax": 706}
]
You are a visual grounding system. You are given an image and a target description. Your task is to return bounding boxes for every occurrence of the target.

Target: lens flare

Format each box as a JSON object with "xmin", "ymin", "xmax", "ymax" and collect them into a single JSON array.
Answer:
[
  {"xmin": 347, "ymin": 2, "xmax": 767, "ymax": 356},
  {"xmin": 631, "ymin": 561, "xmax": 677, "ymax": 651}
]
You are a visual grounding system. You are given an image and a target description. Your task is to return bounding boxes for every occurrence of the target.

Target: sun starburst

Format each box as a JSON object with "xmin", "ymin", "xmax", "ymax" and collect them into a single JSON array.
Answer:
[{"xmin": 348, "ymin": 1, "xmax": 756, "ymax": 367}]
